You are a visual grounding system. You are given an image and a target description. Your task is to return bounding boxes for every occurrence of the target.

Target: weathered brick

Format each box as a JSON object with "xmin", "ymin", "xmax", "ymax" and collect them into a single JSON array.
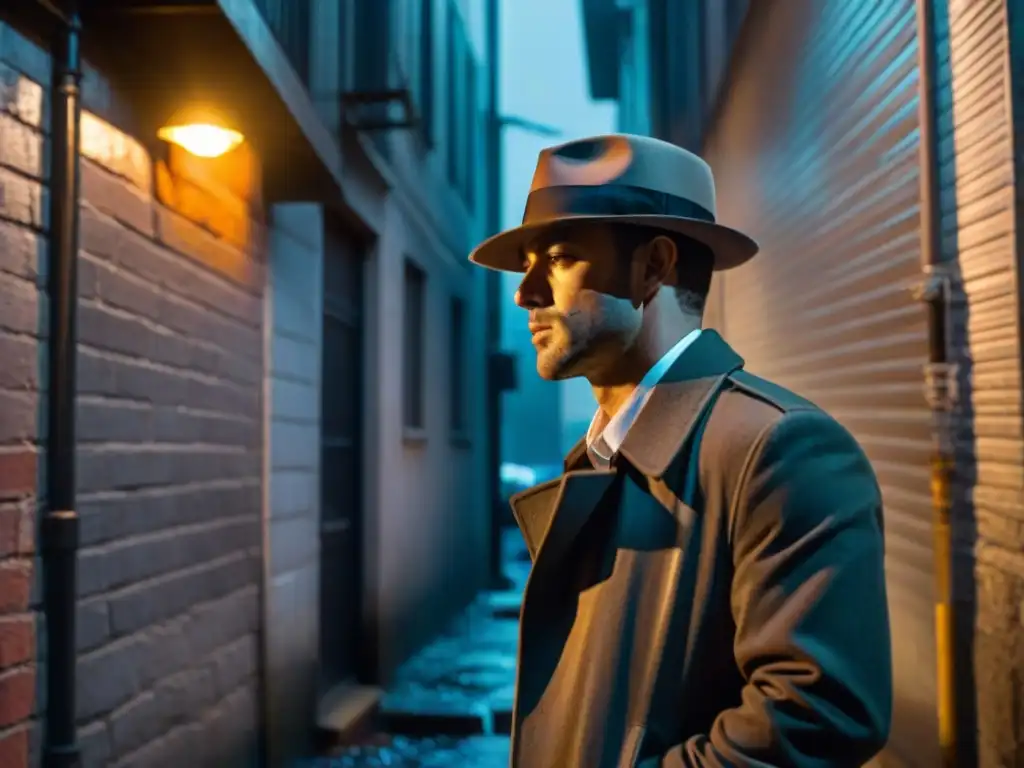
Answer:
[
  {"xmin": 0, "ymin": 113, "xmax": 41, "ymax": 179},
  {"xmin": 0, "ymin": 501, "xmax": 32, "ymax": 558},
  {"xmin": 77, "ymin": 720, "xmax": 112, "ymax": 768},
  {"xmin": 151, "ymin": 407, "xmax": 257, "ymax": 447},
  {"xmin": 79, "ymin": 202, "xmax": 125, "ymax": 261},
  {"xmin": 150, "ymin": 666, "xmax": 218, "ymax": 727},
  {"xmin": 76, "ymin": 447, "xmax": 258, "ymax": 496},
  {"xmin": 78, "ymin": 299, "xmax": 189, "ymax": 368},
  {"xmin": 201, "ymin": 684, "xmax": 258, "ymax": 765},
  {"xmin": 0, "ymin": 60, "xmax": 44, "ymax": 127},
  {"xmin": 0, "ymin": 333, "xmax": 38, "ymax": 399},
  {"xmin": 76, "ymin": 448, "xmax": 179, "ymax": 494},
  {"xmin": 0, "ymin": 218, "xmax": 43, "ymax": 281},
  {"xmin": 155, "ymin": 204, "xmax": 261, "ymax": 293},
  {"xmin": 79, "ymin": 112, "xmax": 151, "ymax": 193},
  {"xmin": 108, "ymin": 690, "xmax": 174, "ymax": 758},
  {"xmin": 0, "ymin": 506, "xmax": 18, "ymax": 558},
  {"xmin": 185, "ymin": 587, "xmax": 260, "ymax": 661},
  {"xmin": 155, "ymin": 160, "xmax": 253, "ymax": 250},
  {"xmin": 0, "ymin": 615, "xmax": 32, "ymax": 669},
  {"xmin": 0, "ymin": 391, "xmax": 37, "ymax": 445},
  {"xmin": 0, "ymin": 165, "xmax": 43, "ymax": 228},
  {"xmin": 86, "ymin": 253, "xmax": 157, "ymax": 321},
  {"xmin": 106, "ymin": 218, "xmax": 261, "ymax": 327},
  {"xmin": 0, "ymin": 667, "xmax": 33, "ymax": 728},
  {"xmin": 0, "ymin": 272, "xmax": 39, "ymax": 337},
  {"xmin": 210, "ymin": 634, "xmax": 257, "ymax": 698},
  {"xmin": 0, "ymin": 561, "xmax": 30, "ymax": 613},
  {"xmin": 76, "ymin": 636, "xmax": 144, "ymax": 721},
  {"xmin": 113, "ymin": 722, "xmax": 201, "ymax": 768},
  {"xmin": 77, "ymin": 483, "xmax": 259, "ymax": 547},
  {"xmin": 80, "ymin": 159, "xmax": 154, "ymax": 237},
  {"xmin": 108, "ymin": 552, "xmax": 257, "ymax": 637},
  {"xmin": 78, "ymin": 517, "xmax": 256, "ymax": 598},
  {"xmin": 0, "ymin": 722, "xmax": 29, "ymax": 768},
  {"xmin": 76, "ymin": 598, "xmax": 109, "ymax": 654},
  {"xmin": 75, "ymin": 348, "xmax": 116, "ymax": 396},
  {"xmin": 0, "ymin": 450, "xmax": 34, "ymax": 499},
  {"xmin": 76, "ymin": 399, "xmax": 151, "ymax": 444}
]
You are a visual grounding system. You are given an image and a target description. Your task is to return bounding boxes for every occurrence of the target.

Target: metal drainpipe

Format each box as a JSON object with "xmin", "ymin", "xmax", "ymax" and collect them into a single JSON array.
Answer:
[
  {"xmin": 42, "ymin": 2, "xmax": 83, "ymax": 766},
  {"xmin": 912, "ymin": 1, "xmax": 958, "ymax": 766}
]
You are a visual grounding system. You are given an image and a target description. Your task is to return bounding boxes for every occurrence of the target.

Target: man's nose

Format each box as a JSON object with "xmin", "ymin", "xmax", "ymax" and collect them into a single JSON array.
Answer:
[{"xmin": 514, "ymin": 266, "xmax": 551, "ymax": 309}]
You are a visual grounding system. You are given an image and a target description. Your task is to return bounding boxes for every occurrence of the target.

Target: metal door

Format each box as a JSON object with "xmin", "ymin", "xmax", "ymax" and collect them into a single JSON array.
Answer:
[
  {"xmin": 702, "ymin": 1, "xmax": 937, "ymax": 764},
  {"xmin": 319, "ymin": 220, "xmax": 365, "ymax": 688}
]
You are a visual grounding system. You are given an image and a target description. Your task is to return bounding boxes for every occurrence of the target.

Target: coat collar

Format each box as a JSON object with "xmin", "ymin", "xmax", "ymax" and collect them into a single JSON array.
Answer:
[
  {"xmin": 512, "ymin": 329, "xmax": 744, "ymax": 562},
  {"xmin": 564, "ymin": 329, "xmax": 744, "ymax": 477}
]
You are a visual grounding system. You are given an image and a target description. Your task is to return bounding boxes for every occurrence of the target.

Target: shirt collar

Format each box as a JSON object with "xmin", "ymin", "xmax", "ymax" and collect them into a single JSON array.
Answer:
[{"xmin": 586, "ymin": 328, "xmax": 702, "ymax": 467}]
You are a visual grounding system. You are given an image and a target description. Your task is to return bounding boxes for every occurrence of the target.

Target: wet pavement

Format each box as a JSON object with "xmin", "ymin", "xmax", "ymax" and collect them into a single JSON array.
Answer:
[
  {"xmin": 313, "ymin": 530, "xmax": 529, "ymax": 767},
  {"xmin": 307, "ymin": 735, "xmax": 512, "ymax": 768}
]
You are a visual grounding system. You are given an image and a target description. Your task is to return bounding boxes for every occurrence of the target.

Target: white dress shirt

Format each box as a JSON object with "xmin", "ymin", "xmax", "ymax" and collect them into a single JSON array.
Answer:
[{"xmin": 585, "ymin": 328, "xmax": 702, "ymax": 469}]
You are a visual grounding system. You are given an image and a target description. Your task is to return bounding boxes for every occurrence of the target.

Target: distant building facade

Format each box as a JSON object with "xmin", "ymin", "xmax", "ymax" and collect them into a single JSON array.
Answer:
[
  {"xmin": 583, "ymin": 0, "xmax": 1024, "ymax": 766},
  {"xmin": 500, "ymin": 274, "xmax": 563, "ymax": 473},
  {"xmin": 0, "ymin": 0, "xmax": 493, "ymax": 765}
]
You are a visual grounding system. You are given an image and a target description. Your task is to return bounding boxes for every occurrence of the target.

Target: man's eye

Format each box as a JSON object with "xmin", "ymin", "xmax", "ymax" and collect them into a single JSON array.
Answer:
[{"xmin": 548, "ymin": 253, "xmax": 577, "ymax": 267}]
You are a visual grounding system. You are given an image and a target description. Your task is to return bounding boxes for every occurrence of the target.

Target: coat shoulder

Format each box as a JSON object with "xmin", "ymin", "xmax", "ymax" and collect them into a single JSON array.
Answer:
[
  {"xmin": 697, "ymin": 371, "xmax": 834, "ymax": 493},
  {"xmin": 726, "ymin": 369, "xmax": 823, "ymax": 415},
  {"xmin": 706, "ymin": 370, "xmax": 825, "ymax": 450}
]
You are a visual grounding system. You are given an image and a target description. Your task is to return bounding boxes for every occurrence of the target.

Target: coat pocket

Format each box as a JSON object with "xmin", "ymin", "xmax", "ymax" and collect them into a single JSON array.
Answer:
[{"xmin": 618, "ymin": 724, "xmax": 646, "ymax": 767}]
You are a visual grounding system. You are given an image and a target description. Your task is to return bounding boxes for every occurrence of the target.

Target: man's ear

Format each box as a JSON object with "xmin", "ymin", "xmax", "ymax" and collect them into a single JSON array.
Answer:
[{"xmin": 642, "ymin": 235, "xmax": 678, "ymax": 299}]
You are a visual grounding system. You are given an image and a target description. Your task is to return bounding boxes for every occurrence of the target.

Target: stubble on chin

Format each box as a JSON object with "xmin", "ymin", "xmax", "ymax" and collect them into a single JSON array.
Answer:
[{"xmin": 535, "ymin": 324, "xmax": 593, "ymax": 381}]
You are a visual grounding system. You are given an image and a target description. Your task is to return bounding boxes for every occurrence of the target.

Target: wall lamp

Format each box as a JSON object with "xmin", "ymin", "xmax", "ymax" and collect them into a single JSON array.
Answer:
[{"xmin": 157, "ymin": 106, "xmax": 245, "ymax": 158}]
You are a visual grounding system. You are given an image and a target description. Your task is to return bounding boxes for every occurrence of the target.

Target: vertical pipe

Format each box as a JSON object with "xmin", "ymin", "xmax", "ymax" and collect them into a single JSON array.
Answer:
[
  {"xmin": 484, "ymin": 0, "xmax": 508, "ymax": 589},
  {"xmin": 43, "ymin": 3, "xmax": 83, "ymax": 767},
  {"xmin": 914, "ymin": 0, "xmax": 956, "ymax": 766}
]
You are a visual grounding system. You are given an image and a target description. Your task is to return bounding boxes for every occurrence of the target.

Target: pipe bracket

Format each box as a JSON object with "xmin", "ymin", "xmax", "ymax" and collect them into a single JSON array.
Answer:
[{"xmin": 923, "ymin": 362, "xmax": 959, "ymax": 412}]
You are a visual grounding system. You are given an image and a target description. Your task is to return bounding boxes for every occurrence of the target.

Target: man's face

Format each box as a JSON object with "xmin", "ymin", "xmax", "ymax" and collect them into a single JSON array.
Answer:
[{"xmin": 514, "ymin": 224, "xmax": 646, "ymax": 381}]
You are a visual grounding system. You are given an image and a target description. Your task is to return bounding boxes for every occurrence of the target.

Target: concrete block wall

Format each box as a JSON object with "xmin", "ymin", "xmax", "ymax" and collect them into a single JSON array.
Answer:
[
  {"xmin": 263, "ymin": 203, "xmax": 324, "ymax": 763},
  {"xmin": 0, "ymin": 22, "xmax": 266, "ymax": 767}
]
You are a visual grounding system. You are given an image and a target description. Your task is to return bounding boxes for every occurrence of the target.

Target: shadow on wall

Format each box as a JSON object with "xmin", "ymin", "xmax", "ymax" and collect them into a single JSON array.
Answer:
[{"xmin": 934, "ymin": 1, "xmax": 977, "ymax": 765}]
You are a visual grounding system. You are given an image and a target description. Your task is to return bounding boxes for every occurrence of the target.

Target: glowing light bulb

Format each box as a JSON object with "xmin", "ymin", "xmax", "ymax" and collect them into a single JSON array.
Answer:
[{"xmin": 157, "ymin": 123, "xmax": 245, "ymax": 158}]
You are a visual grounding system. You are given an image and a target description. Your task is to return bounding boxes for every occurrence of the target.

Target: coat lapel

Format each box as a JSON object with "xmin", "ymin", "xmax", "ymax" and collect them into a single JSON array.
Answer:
[
  {"xmin": 510, "ymin": 330, "xmax": 745, "ymax": 566},
  {"xmin": 510, "ymin": 469, "xmax": 617, "ymax": 564},
  {"xmin": 618, "ymin": 330, "xmax": 744, "ymax": 478}
]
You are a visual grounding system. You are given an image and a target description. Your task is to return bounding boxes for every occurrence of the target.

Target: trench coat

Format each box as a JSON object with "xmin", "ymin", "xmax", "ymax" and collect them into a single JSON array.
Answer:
[{"xmin": 508, "ymin": 330, "xmax": 892, "ymax": 768}]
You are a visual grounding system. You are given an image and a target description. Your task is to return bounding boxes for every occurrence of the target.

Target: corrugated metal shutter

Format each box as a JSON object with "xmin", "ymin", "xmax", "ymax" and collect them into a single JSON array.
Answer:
[{"xmin": 701, "ymin": 1, "xmax": 939, "ymax": 764}]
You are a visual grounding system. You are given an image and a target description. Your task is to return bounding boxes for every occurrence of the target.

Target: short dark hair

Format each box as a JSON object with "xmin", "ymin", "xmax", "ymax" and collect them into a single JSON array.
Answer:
[{"xmin": 611, "ymin": 225, "xmax": 714, "ymax": 316}]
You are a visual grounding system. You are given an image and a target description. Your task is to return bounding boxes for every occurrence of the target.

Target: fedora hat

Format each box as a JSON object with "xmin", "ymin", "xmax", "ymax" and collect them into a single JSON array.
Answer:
[{"xmin": 469, "ymin": 134, "xmax": 758, "ymax": 275}]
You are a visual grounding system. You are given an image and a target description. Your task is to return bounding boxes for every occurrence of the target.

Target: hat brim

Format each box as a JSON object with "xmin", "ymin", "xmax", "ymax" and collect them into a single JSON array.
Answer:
[{"xmin": 469, "ymin": 214, "xmax": 759, "ymax": 274}]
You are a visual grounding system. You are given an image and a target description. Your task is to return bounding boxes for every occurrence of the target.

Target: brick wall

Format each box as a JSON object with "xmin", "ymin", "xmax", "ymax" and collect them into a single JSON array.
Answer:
[
  {"xmin": 0, "ymin": 36, "xmax": 45, "ymax": 766},
  {"xmin": 0, "ymin": 22, "xmax": 266, "ymax": 767}
]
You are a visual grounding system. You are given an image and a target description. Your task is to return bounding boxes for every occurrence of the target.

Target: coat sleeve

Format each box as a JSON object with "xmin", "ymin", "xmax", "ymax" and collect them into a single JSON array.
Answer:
[{"xmin": 649, "ymin": 408, "xmax": 893, "ymax": 768}]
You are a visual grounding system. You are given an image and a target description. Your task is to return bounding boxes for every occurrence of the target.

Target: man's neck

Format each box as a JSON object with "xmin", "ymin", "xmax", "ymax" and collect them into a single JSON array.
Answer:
[{"xmin": 589, "ymin": 321, "xmax": 699, "ymax": 421}]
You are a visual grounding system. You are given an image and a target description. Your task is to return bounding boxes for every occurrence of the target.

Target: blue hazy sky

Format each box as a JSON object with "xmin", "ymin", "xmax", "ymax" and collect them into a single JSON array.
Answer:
[{"xmin": 499, "ymin": 0, "xmax": 616, "ymax": 440}]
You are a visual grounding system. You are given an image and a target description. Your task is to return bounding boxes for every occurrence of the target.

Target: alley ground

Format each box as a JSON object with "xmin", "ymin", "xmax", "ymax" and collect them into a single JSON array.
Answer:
[{"xmin": 305, "ymin": 529, "xmax": 530, "ymax": 767}]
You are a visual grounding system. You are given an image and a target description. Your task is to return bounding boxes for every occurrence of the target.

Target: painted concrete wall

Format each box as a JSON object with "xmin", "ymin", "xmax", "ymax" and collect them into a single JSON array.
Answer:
[{"xmin": 263, "ymin": 203, "xmax": 324, "ymax": 762}]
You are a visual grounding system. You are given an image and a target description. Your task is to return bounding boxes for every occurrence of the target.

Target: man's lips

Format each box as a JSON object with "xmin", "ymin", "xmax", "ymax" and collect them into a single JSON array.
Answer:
[{"xmin": 528, "ymin": 323, "xmax": 552, "ymax": 335}]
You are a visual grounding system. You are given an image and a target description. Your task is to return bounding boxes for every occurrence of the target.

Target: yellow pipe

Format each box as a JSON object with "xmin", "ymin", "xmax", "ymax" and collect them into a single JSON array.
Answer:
[{"xmin": 930, "ymin": 453, "xmax": 955, "ymax": 768}]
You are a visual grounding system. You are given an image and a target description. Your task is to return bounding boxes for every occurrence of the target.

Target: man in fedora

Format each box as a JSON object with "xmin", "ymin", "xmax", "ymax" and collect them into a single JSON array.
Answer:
[{"xmin": 470, "ymin": 135, "xmax": 892, "ymax": 767}]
